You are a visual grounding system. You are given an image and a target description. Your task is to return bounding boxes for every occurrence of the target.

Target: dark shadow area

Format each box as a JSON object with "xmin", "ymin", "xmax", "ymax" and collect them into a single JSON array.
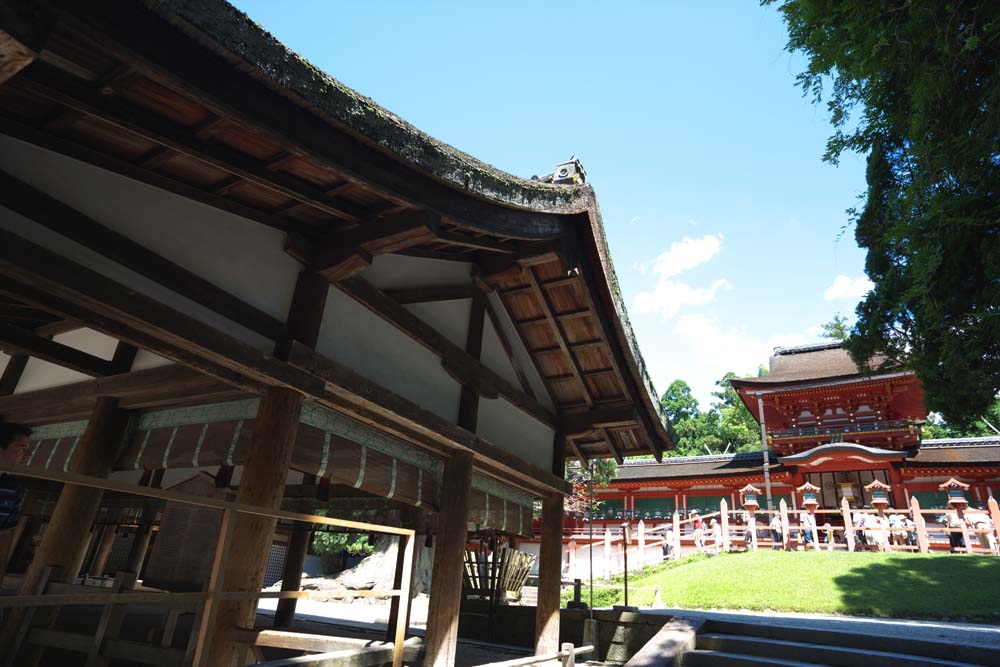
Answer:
[{"xmin": 833, "ymin": 555, "xmax": 1000, "ymax": 621}]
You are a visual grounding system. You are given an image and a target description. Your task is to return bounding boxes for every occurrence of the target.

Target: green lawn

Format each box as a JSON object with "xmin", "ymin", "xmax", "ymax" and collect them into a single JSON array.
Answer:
[{"xmin": 567, "ymin": 551, "xmax": 1000, "ymax": 622}]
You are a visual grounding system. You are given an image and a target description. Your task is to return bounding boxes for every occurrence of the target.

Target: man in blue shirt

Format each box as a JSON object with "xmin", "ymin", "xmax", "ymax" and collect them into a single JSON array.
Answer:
[{"xmin": 0, "ymin": 422, "xmax": 32, "ymax": 577}]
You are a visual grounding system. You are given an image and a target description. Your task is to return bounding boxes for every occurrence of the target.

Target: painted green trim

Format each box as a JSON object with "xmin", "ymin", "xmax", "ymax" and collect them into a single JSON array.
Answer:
[
  {"xmin": 136, "ymin": 398, "xmax": 261, "ymax": 431},
  {"xmin": 30, "ymin": 420, "xmax": 89, "ymax": 441},
  {"xmin": 472, "ymin": 474, "xmax": 534, "ymax": 510},
  {"xmin": 299, "ymin": 402, "xmax": 440, "ymax": 474}
]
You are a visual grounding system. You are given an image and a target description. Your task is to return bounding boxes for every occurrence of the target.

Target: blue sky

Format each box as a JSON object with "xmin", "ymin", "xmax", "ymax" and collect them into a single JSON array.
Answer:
[{"xmin": 231, "ymin": 1, "xmax": 873, "ymax": 408}]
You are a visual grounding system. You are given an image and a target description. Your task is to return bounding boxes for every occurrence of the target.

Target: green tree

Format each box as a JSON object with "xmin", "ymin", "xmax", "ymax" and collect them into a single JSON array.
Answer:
[
  {"xmin": 660, "ymin": 379, "xmax": 700, "ymax": 424},
  {"xmin": 923, "ymin": 396, "xmax": 1000, "ymax": 439},
  {"xmin": 820, "ymin": 314, "xmax": 850, "ymax": 341},
  {"xmin": 765, "ymin": 0, "xmax": 1000, "ymax": 426},
  {"xmin": 711, "ymin": 370, "xmax": 765, "ymax": 453}
]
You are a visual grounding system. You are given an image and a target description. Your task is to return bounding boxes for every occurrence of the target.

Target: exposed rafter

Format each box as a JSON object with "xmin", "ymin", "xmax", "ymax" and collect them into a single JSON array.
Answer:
[
  {"xmin": 0, "ymin": 323, "xmax": 117, "ymax": 377},
  {"xmin": 560, "ymin": 402, "xmax": 640, "ymax": 438},
  {"xmin": 383, "ymin": 284, "xmax": 477, "ymax": 305}
]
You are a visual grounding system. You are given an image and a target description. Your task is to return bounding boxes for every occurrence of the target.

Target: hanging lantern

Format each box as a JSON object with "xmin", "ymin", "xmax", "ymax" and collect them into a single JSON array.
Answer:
[
  {"xmin": 938, "ymin": 478, "xmax": 970, "ymax": 507},
  {"xmin": 739, "ymin": 483, "xmax": 762, "ymax": 511},
  {"xmin": 863, "ymin": 478, "xmax": 892, "ymax": 507},
  {"xmin": 796, "ymin": 481, "xmax": 821, "ymax": 508}
]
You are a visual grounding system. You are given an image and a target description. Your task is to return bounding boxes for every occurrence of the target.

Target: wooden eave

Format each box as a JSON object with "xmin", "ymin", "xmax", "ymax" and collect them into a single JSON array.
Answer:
[{"xmin": 0, "ymin": 0, "xmax": 674, "ymax": 462}]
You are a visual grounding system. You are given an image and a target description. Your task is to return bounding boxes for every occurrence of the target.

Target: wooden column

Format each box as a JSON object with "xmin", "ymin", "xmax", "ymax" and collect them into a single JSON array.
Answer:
[
  {"xmin": 273, "ymin": 521, "xmax": 312, "ymax": 627},
  {"xmin": 719, "ymin": 499, "xmax": 730, "ymax": 552},
  {"xmin": 0, "ymin": 396, "xmax": 128, "ymax": 656},
  {"xmin": 535, "ymin": 492, "xmax": 564, "ymax": 654},
  {"xmin": 203, "ymin": 387, "xmax": 303, "ymax": 667},
  {"xmin": 89, "ymin": 519, "xmax": 118, "ymax": 577},
  {"xmin": 424, "ymin": 452, "xmax": 473, "ymax": 667},
  {"xmin": 124, "ymin": 502, "xmax": 156, "ymax": 577},
  {"xmin": 841, "ymin": 497, "xmax": 855, "ymax": 552},
  {"xmin": 911, "ymin": 496, "xmax": 929, "ymax": 554}
]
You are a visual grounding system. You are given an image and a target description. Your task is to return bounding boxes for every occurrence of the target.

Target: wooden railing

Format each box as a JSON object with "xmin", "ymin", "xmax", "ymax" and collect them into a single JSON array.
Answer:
[
  {"xmin": 479, "ymin": 643, "xmax": 593, "ymax": 667},
  {"xmin": 0, "ymin": 463, "xmax": 416, "ymax": 667},
  {"xmin": 643, "ymin": 495, "xmax": 1000, "ymax": 557}
]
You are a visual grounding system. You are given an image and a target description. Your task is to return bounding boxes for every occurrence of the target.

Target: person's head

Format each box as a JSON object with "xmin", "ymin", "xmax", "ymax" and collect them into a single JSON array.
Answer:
[
  {"xmin": 691, "ymin": 510, "xmax": 699, "ymax": 517},
  {"xmin": 0, "ymin": 422, "xmax": 32, "ymax": 465}
]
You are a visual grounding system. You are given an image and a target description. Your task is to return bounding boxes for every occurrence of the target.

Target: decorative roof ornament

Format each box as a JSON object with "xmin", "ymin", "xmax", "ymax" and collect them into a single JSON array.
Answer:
[
  {"xmin": 796, "ymin": 481, "xmax": 821, "ymax": 507},
  {"xmin": 938, "ymin": 477, "xmax": 970, "ymax": 506},
  {"xmin": 863, "ymin": 478, "xmax": 892, "ymax": 506},
  {"xmin": 534, "ymin": 157, "xmax": 587, "ymax": 185}
]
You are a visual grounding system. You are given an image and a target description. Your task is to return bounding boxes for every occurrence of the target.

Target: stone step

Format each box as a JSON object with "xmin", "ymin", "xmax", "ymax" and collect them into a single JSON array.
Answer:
[
  {"xmin": 697, "ymin": 633, "xmax": 979, "ymax": 667},
  {"xmin": 682, "ymin": 649, "xmax": 825, "ymax": 667},
  {"xmin": 703, "ymin": 619, "xmax": 999, "ymax": 666}
]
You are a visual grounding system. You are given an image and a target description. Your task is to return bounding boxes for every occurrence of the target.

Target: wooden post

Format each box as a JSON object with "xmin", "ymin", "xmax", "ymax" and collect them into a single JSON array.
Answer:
[
  {"xmin": 637, "ymin": 520, "xmax": 646, "ymax": 568},
  {"xmin": 273, "ymin": 521, "xmax": 312, "ymax": 627},
  {"xmin": 810, "ymin": 511, "xmax": 820, "ymax": 552},
  {"xmin": 124, "ymin": 502, "xmax": 156, "ymax": 577},
  {"xmin": 603, "ymin": 528, "xmax": 612, "ymax": 574},
  {"xmin": 84, "ymin": 570, "xmax": 137, "ymax": 667},
  {"xmin": 2, "ymin": 565, "xmax": 61, "ymax": 667},
  {"xmin": 911, "ymin": 496, "xmax": 929, "ymax": 554},
  {"xmin": 720, "ymin": 499, "xmax": 730, "ymax": 552},
  {"xmin": 841, "ymin": 497, "xmax": 855, "ymax": 552},
  {"xmin": 89, "ymin": 515, "xmax": 119, "ymax": 577},
  {"xmin": 191, "ymin": 509, "xmax": 236, "ymax": 666},
  {"xmin": 779, "ymin": 499, "xmax": 790, "ymax": 551},
  {"xmin": 957, "ymin": 507, "xmax": 975, "ymax": 554},
  {"xmin": 0, "ymin": 397, "xmax": 128, "ymax": 658},
  {"xmin": 390, "ymin": 532, "xmax": 416, "ymax": 667},
  {"xmin": 535, "ymin": 493, "xmax": 564, "ymax": 654},
  {"xmin": 748, "ymin": 512, "xmax": 758, "ymax": 551},
  {"xmin": 561, "ymin": 642, "xmax": 575, "ymax": 667},
  {"xmin": 424, "ymin": 452, "xmax": 473, "ymax": 667},
  {"xmin": 988, "ymin": 497, "xmax": 1000, "ymax": 555},
  {"xmin": 671, "ymin": 513, "xmax": 680, "ymax": 560},
  {"xmin": 202, "ymin": 387, "xmax": 303, "ymax": 667},
  {"xmin": 567, "ymin": 539, "xmax": 577, "ymax": 579}
]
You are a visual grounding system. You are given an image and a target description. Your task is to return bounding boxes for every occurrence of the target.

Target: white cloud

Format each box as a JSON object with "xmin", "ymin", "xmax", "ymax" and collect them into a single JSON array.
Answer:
[
  {"xmin": 650, "ymin": 234, "xmax": 723, "ymax": 279},
  {"xmin": 824, "ymin": 274, "xmax": 874, "ymax": 301},
  {"xmin": 632, "ymin": 234, "xmax": 729, "ymax": 318},
  {"xmin": 666, "ymin": 314, "xmax": 823, "ymax": 406},
  {"xmin": 634, "ymin": 278, "xmax": 732, "ymax": 318}
]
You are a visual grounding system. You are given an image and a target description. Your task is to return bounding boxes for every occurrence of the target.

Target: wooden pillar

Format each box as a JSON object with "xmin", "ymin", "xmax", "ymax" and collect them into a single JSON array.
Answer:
[
  {"xmin": 841, "ymin": 497, "xmax": 855, "ymax": 552},
  {"xmin": 0, "ymin": 396, "xmax": 128, "ymax": 657},
  {"xmin": 203, "ymin": 387, "xmax": 303, "ymax": 667},
  {"xmin": 273, "ymin": 521, "xmax": 312, "ymax": 627},
  {"xmin": 911, "ymin": 496, "xmax": 929, "ymax": 554},
  {"xmin": 987, "ymin": 497, "xmax": 1000, "ymax": 555},
  {"xmin": 535, "ymin": 492, "xmax": 564, "ymax": 654},
  {"xmin": 603, "ymin": 528, "xmax": 612, "ymax": 575},
  {"xmin": 719, "ymin": 499, "xmax": 730, "ymax": 552},
  {"xmin": 637, "ymin": 520, "xmax": 646, "ymax": 568},
  {"xmin": 424, "ymin": 453, "xmax": 473, "ymax": 667},
  {"xmin": 89, "ymin": 519, "xmax": 118, "ymax": 577},
  {"xmin": 671, "ymin": 512, "xmax": 681, "ymax": 559},
  {"xmin": 779, "ymin": 499, "xmax": 790, "ymax": 551},
  {"xmin": 124, "ymin": 504, "xmax": 156, "ymax": 578},
  {"xmin": 888, "ymin": 466, "xmax": 907, "ymax": 509}
]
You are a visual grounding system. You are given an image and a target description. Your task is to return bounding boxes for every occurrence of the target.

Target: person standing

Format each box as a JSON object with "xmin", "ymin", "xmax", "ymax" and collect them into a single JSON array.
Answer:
[
  {"xmin": 769, "ymin": 513, "xmax": 783, "ymax": 550},
  {"xmin": 0, "ymin": 422, "xmax": 32, "ymax": 580},
  {"xmin": 691, "ymin": 510, "xmax": 705, "ymax": 552}
]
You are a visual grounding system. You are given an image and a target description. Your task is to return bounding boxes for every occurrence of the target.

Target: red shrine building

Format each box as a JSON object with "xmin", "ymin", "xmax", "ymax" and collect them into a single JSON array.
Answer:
[{"xmin": 597, "ymin": 342, "xmax": 1000, "ymax": 520}]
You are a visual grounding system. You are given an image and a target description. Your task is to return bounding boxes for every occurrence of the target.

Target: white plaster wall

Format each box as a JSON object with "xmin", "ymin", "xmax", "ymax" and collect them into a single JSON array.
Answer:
[
  {"xmin": 363, "ymin": 254, "xmax": 473, "ymax": 289},
  {"xmin": 15, "ymin": 328, "xmax": 119, "ymax": 393},
  {"xmin": 317, "ymin": 289, "xmax": 460, "ymax": 422},
  {"xmin": 0, "ymin": 133, "xmax": 297, "ymax": 351},
  {"xmin": 476, "ymin": 397, "xmax": 554, "ymax": 471},
  {"xmin": 131, "ymin": 350, "xmax": 172, "ymax": 371},
  {"xmin": 404, "ymin": 299, "xmax": 470, "ymax": 349},
  {"xmin": 480, "ymin": 318, "xmax": 520, "ymax": 388},
  {"xmin": 0, "ymin": 351, "xmax": 8, "ymax": 377}
]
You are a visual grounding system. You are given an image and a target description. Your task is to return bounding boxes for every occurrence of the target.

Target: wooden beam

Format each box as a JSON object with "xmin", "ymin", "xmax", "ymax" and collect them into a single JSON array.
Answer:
[
  {"xmin": 0, "ymin": 353, "xmax": 27, "ymax": 396},
  {"xmin": 311, "ymin": 210, "xmax": 439, "ymax": 281},
  {"xmin": 534, "ymin": 492, "xmax": 564, "ymax": 654},
  {"xmin": 0, "ymin": 115, "xmax": 299, "ymax": 234},
  {"xmin": 0, "ymin": 397, "xmax": 129, "ymax": 661},
  {"xmin": 337, "ymin": 277, "xmax": 556, "ymax": 427},
  {"xmin": 482, "ymin": 296, "xmax": 536, "ymax": 399},
  {"xmin": 434, "ymin": 230, "xmax": 517, "ymax": 254},
  {"xmin": 0, "ymin": 2, "xmax": 52, "ymax": 85},
  {"xmin": 16, "ymin": 62, "xmax": 371, "ymax": 224},
  {"xmin": 52, "ymin": 3, "xmax": 567, "ymax": 240},
  {"xmin": 0, "ymin": 364, "xmax": 246, "ymax": 425},
  {"xmin": 275, "ymin": 271, "xmax": 329, "ymax": 360},
  {"xmin": 456, "ymin": 292, "xmax": 486, "ymax": 431},
  {"xmin": 205, "ymin": 388, "xmax": 303, "ymax": 667},
  {"xmin": 0, "ymin": 229, "xmax": 570, "ymax": 495},
  {"xmin": 383, "ymin": 284, "xmax": 476, "ymax": 305},
  {"xmin": 521, "ymin": 268, "xmax": 594, "ymax": 407},
  {"xmin": 559, "ymin": 402, "xmax": 640, "ymax": 437},
  {"xmin": 287, "ymin": 342, "xmax": 570, "ymax": 496},
  {"xmin": 601, "ymin": 427, "xmax": 625, "ymax": 465},
  {"xmin": 0, "ymin": 170, "xmax": 287, "ymax": 342},
  {"xmin": 0, "ymin": 323, "xmax": 117, "ymax": 377},
  {"xmin": 424, "ymin": 453, "xmax": 472, "ymax": 667}
]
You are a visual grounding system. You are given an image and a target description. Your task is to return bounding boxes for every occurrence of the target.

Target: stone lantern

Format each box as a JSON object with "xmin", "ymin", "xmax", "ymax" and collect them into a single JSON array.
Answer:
[{"xmin": 796, "ymin": 481, "xmax": 821, "ymax": 508}]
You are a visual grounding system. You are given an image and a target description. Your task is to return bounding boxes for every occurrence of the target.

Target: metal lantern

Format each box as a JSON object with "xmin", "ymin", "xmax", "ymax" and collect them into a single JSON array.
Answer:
[
  {"xmin": 863, "ymin": 478, "xmax": 892, "ymax": 507},
  {"xmin": 938, "ymin": 477, "xmax": 970, "ymax": 507},
  {"xmin": 796, "ymin": 481, "xmax": 821, "ymax": 508}
]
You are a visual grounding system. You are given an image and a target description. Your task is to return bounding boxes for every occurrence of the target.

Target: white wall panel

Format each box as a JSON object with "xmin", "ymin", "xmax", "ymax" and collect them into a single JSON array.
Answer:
[
  {"xmin": 404, "ymin": 299, "xmax": 470, "ymax": 348},
  {"xmin": 0, "ymin": 134, "xmax": 293, "ymax": 351},
  {"xmin": 363, "ymin": 254, "xmax": 472, "ymax": 289},
  {"xmin": 317, "ymin": 289, "xmax": 460, "ymax": 422},
  {"xmin": 15, "ymin": 328, "xmax": 120, "ymax": 393},
  {"xmin": 477, "ymin": 397, "xmax": 554, "ymax": 471}
]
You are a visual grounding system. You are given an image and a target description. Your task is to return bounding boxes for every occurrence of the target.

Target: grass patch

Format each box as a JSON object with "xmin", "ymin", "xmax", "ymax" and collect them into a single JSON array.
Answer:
[{"xmin": 569, "ymin": 551, "xmax": 1000, "ymax": 622}]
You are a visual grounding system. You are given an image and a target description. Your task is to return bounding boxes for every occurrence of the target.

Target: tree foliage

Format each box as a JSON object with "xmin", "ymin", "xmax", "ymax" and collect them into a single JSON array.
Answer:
[
  {"xmin": 565, "ymin": 459, "xmax": 618, "ymax": 515},
  {"xmin": 659, "ymin": 368, "xmax": 767, "ymax": 457},
  {"xmin": 311, "ymin": 510, "xmax": 376, "ymax": 558},
  {"xmin": 766, "ymin": 0, "xmax": 1000, "ymax": 425},
  {"xmin": 820, "ymin": 314, "xmax": 850, "ymax": 341}
]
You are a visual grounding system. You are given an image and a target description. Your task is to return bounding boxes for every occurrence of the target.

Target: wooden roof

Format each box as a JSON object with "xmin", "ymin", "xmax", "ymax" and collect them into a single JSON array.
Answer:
[{"xmin": 0, "ymin": 0, "xmax": 675, "ymax": 461}]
